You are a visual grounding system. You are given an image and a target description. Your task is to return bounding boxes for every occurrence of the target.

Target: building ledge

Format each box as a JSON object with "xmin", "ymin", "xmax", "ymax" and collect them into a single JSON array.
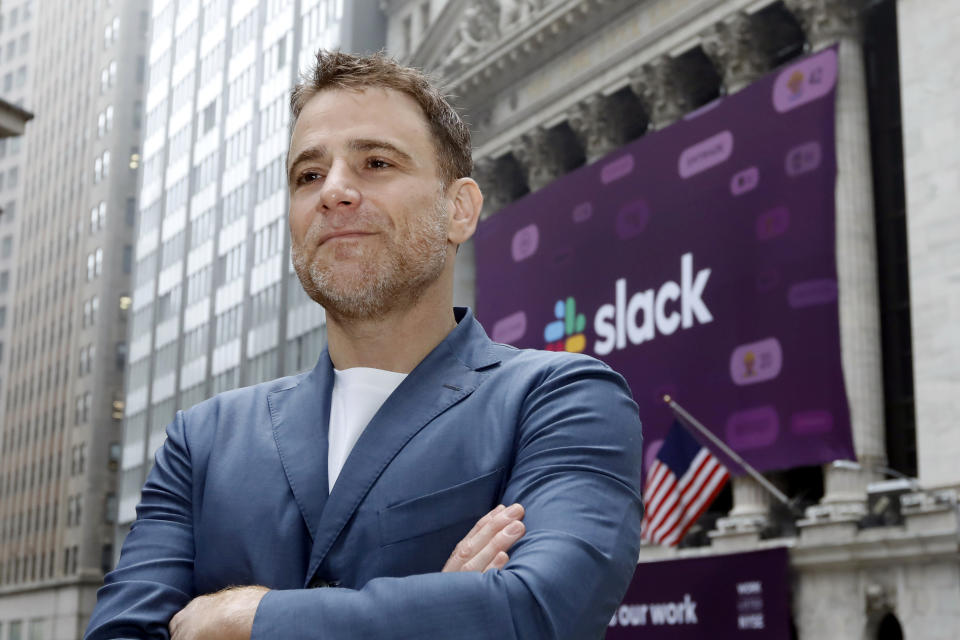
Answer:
[{"xmin": 0, "ymin": 98, "xmax": 34, "ymax": 138}]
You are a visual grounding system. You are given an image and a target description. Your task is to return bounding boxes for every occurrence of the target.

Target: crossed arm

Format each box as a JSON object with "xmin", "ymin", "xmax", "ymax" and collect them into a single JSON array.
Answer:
[{"xmin": 168, "ymin": 504, "xmax": 528, "ymax": 639}]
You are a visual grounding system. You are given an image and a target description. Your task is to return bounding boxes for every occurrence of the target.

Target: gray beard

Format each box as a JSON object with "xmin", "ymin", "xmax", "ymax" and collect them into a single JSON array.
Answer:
[{"xmin": 291, "ymin": 199, "xmax": 449, "ymax": 321}]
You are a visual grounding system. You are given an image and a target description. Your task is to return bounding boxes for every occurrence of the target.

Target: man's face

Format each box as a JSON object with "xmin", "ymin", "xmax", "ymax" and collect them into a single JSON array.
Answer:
[{"xmin": 287, "ymin": 87, "xmax": 452, "ymax": 320}]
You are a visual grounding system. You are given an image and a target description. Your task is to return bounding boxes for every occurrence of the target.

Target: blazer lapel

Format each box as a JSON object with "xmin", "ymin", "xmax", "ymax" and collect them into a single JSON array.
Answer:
[
  {"xmin": 268, "ymin": 353, "xmax": 334, "ymax": 543},
  {"xmin": 304, "ymin": 309, "xmax": 499, "ymax": 586}
]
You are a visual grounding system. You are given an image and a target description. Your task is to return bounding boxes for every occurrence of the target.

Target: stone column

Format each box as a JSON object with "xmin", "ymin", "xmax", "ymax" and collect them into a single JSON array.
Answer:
[
  {"xmin": 565, "ymin": 93, "xmax": 632, "ymax": 164},
  {"xmin": 699, "ymin": 14, "xmax": 780, "ymax": 543},
  {"xmin": 710, "ymin": 476, "xmax": 773, "ymax": 550},
  {"xmin": 784, "ymin": 0, "xmax": 887, "ymax": 521},
  {"xmin": 629, "ymin": 55, "xmax": 698, "ymax": 131},
  {"xmin": 700, "ymin": 11, "xmax": 775, "ymax": 94},
  {"xmin": 510, "ymin": 127, "xmax": 566, "ymax": 192}
]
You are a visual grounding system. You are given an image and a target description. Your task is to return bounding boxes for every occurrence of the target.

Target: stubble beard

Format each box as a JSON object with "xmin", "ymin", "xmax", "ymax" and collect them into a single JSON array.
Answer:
[{"xmin": 291, "ymin": 197, "xmax": 450, "ymax": 321}]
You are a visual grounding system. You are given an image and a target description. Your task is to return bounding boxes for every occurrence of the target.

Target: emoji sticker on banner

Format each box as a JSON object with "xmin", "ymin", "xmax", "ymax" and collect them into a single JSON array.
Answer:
[
  {"xmin": 511, "ymin": 224, "xmax": 539, "ymax": 262},
  {"xmin": 731, "ymin": 167, "xmax": 760, "ymax": 196},
  {"xmin": 730, "ymin": 338, "xmax": 783, "ymax": 386},
  {"xmin": 773, "ymin": 48, "xmax": 838, "ymax": 112},
  {"xmin": 601, "ymin": 154, "xmax": 635, "ymax": 184},
  {"xmin": 491, "ymin": 310, "xmax": 527, "ymax": 344},
  {"xmin": 785, "ymin": 141, "xmax": 822, "ymax": 177}
]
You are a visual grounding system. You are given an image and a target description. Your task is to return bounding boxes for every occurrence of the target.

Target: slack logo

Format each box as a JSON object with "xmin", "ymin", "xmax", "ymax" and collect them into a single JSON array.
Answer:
[
  {"xmin": 594, "ymin": 253, "xmax": 713, "ymax": 356},
  {"xmin": 544, "ymin": 297, "xmax": 586, "ymax": 353}
]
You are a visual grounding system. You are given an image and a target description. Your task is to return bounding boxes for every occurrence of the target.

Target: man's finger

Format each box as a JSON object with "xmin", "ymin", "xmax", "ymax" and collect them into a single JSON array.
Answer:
[
  {"xmin": 461, "ymin": 519, "xmax": 524, "ymax": 572},
  {"xmin": 483, "ymin": 551, "xmax": 509, "ymax": 573},
  {"xmin": 463, "ymin": 504, "xmax": 505, "ymax": 541},
  {"xmin": 443, "ymin": 503, "xmax": 524, "ymax": 572}
]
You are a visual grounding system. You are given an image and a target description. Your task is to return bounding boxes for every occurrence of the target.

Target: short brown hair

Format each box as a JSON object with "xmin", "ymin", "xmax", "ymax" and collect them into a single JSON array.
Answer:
[{"xmin": 290, "ymin": 50, "xmax": 472, "ymax": 185}]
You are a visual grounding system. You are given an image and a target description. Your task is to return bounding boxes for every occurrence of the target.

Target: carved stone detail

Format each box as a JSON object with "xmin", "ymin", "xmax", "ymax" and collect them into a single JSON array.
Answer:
[
  {"xmin": 566, "ymin": 94, "xmax": 632, "ymax": 164},
  {"xmin": 783, "ymin": 0, "xmax": 866, "ymax": 47},
  {"xmin": 509, "ymin": 127, "xmax": 566, "ymax": 192},
  {"xmin": 472, "ymin": 157, "xmax": 510, "ymax": 217},
  {"xmin": 629, "ymin": 56, "xmax": 698, "ymax": 131},
  {"xmin": 700, "ymin": 12, "xmax": 774, "ymax": 94}
]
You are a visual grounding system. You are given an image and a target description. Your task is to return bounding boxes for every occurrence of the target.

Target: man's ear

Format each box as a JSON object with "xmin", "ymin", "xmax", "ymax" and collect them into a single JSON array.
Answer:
[{"xmin": 446, "ymin": 177, "xmax": 483, "ymax": 246}]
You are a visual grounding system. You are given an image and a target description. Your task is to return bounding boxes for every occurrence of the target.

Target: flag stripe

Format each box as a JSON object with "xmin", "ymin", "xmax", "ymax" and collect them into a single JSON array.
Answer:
[
  {"xmin": 651, "ymin": 457, "xmax": 719, "ymax": 543},
  {"xmin": 641, "ymin": 420, "xmax": 731, "ymax": 547}
]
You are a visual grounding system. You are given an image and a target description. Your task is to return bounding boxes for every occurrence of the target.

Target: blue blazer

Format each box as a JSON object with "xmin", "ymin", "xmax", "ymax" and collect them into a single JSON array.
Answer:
[{"xmin": 85, "ymin": 308, "xmax": 643, "ymax": 639}]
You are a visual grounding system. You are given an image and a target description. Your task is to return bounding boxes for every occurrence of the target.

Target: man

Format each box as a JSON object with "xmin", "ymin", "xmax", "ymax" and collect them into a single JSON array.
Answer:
[{"xmin": 86, "ymin": 50, "xmax": 643, "ymax": 639}]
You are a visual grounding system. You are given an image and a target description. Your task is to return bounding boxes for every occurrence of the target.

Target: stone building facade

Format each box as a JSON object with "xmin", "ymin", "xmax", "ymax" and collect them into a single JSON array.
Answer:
[{"xmin": 382, "ymin": 0, "xmax": 960, "ymax": 637}]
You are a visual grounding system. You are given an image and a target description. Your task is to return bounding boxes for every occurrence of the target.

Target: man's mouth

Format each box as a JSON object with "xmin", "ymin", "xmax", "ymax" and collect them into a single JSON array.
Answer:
[{"xmin": 319, "ymin": 230, "xmax": 376, "ymax": 245}]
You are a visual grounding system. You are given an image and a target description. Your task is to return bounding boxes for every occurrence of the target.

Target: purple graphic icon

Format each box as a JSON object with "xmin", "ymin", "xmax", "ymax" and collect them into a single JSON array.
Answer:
[
  {"xmin": 726, "ymin": 406, "xmax": 779, "ymax": 450},
  {"xmin": 756, "ymin": 206, "xmax": 790, "ymax": 241},
  {"xmin": 790, "ymin": 410, "xmax": 834, "ymax": 435},
  {"xmin": 572, "ymin": 202, "xmax": 593, "ymax": 223},
  {"xmin": 785, "ymin": 141, "xmax": 822, "ymax": 177},
  {"xmin": 731, "ymin": 166, "xmax": 760, "ymax": 196},
  {"xmin": 491, "ymin": 310, "xmax": 527, "ymax": 344},
  {"xmin": 788, "ymin": 279, "xmax": 838, "ymax": 308},
  {"xmin": 679, "ymin": 130, "xmax": 734, "ymax": 178},
  {"xmin": 615, "ymin": 200, "xmax": 650, "ymax": 239},
  {"xmin": 511, "ymin": 224, "xmax": 539, "ymax": 262},
  {"xmin": 730, "ymin": 337, "xmax": 783, "ymax": 386},
  {"xmin": 773, "ymin": 48, "xmax": 838, "ymax": 113},
  {"xmin": 601, "ymin": 154, "xmax": 635, "ymax": 184}
]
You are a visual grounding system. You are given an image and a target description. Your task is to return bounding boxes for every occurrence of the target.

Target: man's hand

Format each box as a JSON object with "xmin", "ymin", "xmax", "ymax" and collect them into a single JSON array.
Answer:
[
  {"xmin": 443, "ymin": 503, "xmax": 525, "ymax": 573},
  {"xmin": 169, "ymin": 585, "xmax": 267, "ymax": 640}
]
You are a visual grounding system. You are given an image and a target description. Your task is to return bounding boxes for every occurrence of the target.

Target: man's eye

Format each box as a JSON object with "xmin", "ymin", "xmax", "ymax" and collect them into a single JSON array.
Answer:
[
  {"xmin": 297, "ymin": 171, "xmax": 321, "ymax": 185},
  {"xmin": 368, "ymin": 159, "xmax": 391, "ymax": 169}
]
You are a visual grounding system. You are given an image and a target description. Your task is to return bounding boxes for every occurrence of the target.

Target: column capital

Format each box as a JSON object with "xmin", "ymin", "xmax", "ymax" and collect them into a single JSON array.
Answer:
[
  {"xmin": 700, "ymin": 12, "xmax": 773, "ymax": 94},
  {"xmin": 509, "ymin": 127, "xmax": 565, "ymax": 192},
  {"xmin": 783, "ymin": 0, "xmax": 866, "ymax": 47},
  {"xmin": 565, "ymin": 94, "xmax": 631, "ymax": 164},
  {"xmin": 629, "ymin": 56, "xmax": 697, "ymax": 131}
]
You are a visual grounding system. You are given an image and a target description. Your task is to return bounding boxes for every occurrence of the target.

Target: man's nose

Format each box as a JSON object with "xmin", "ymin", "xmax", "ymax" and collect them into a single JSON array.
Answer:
[{"xmin": 319, "ymin": 161, "xmax": 361, "ymax": 210}]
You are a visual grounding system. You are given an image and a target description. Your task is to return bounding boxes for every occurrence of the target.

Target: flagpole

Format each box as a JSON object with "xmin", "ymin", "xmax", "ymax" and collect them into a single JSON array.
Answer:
[{"xmin": 663, "ymin": 395, "xmax": 791, "ymax": 508}]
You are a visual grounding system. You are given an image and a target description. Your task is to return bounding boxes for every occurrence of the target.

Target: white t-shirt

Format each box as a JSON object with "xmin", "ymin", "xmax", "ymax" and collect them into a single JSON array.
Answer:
[{"xmin": 328, "ymin": 367, "xmax": 408, "ymax": 492}]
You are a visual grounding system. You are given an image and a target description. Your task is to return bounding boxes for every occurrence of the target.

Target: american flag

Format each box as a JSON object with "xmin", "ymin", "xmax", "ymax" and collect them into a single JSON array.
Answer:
[{"xmin": 641, "ymin": 420, "xmax": 730, "ymax": 546}]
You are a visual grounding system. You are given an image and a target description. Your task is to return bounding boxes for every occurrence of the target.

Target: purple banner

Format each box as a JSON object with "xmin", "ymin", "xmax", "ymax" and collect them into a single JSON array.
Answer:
[
  {"xmin": 607, "ymin": 548, "xmax": 792, "ymax": 638},
  {"xmin": 475, "ymin": 47, "xmax": 853, "ymax": 474}
]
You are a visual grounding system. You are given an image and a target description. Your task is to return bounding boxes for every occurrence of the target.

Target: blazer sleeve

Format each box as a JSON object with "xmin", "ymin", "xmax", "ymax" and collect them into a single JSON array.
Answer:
[
  {"xmin": 84, "ymin": 411, "xmax": 196, "ymax": 640},
  {"xmin": 252, "ymin": 356, "xmax": 644, "ymax": 640}
]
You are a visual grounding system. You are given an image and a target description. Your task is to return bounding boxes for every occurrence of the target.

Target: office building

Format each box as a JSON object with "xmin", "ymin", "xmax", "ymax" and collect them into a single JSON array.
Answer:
[
  {"xmin": 116, "ymin": 0, "xmax": 384, "ymax": 555},
  {"xmin": 0, "ymin": 0, "xmax": 151, "ymax": 637}
]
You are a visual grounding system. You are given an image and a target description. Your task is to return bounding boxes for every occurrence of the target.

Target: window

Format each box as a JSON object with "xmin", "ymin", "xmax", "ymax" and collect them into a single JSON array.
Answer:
[
  {"xmin": 86, "ymin": 249, "xmax": 102, "ymax": 280},
  {"xmin": 186, "ymin": 266, "xmax": 211, "ymax": 305},
  {"xmin": 0, "ymin": 271, "xmax": 8, "ymax": 293},
  {"xmin": 90, "ymin": 202, "xmax": 106, "ymax": 232},
  {"xmin": 115, "ymin": 342, "xmax": 127, "ymax": 370},
  {"xmin": 94, "ymin": 151, "xmax": 110, "ymax": 183},
  {"xmin": 1, "ymin": 235, "xmax": 11, "ymax": 258},
  {"xmin": 215, "ymin": 305, "xmax": 242, "ymax": 345},
  {"xmin": 218, "ymin": 244, "xmax": 245, "ymax": 284},
  {"xmin": 202, "ymin": 100, "xmax": 216, "ymax": 134},
  {"xmin": 156, "ymin": 285, "xmax": 182, "ymax": 323},
  {"xmin": 183, "ymin": 324, "xmax": 208, "ymax": 361}
]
